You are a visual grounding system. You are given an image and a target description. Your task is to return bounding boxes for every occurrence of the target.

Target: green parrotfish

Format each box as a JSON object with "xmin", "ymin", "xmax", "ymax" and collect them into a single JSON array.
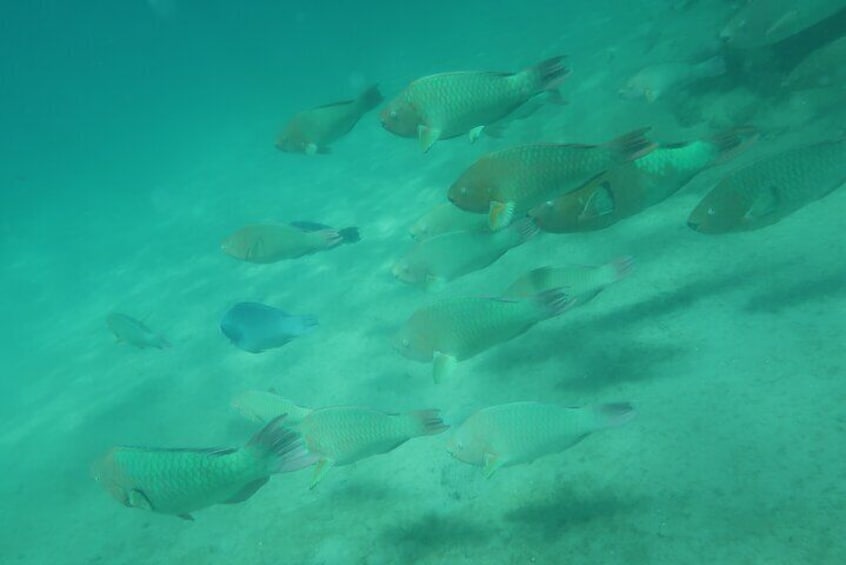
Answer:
[{"xmin": 91, "ymin": 416, "xmax": 313, "ymax": 520}]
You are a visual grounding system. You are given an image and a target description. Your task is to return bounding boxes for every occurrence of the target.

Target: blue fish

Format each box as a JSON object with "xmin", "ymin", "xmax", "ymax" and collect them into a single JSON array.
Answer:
[{"xmin": 220, "ymin": 302, "xmax": 318, "ymax": 353}]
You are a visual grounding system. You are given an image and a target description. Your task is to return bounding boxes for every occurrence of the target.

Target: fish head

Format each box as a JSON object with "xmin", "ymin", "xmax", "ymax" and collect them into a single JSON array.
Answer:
[
  {"xmin": 391, "ymin": 259, "xmax": 426, "ymax": 284},
  {"xmin": 408, "ymin": 219, "xmax": 429, "ymax": 240},
  {"xmin": 720, "ymin": 11, "xmax": 757, "ymax": 47},
  {"xmin": 445, "ymin": 426, "xmax": 487, "ymax": 466},
  {"xmin": 90, "ymin": 450, "xmax": 140, "ymax": 509},
  {"xmin": 391, "ymin": 324, "xmax": 433, "ymax": 362},
  {"xmin": 275, "ymin": 134, "xmax": 305, "ymax": 154},
  {"xmin": 447, "ymin": 169, "xmax": 496, "ymax": 213},
  {"xmin": 380, "ymin": 97, "xmax": 421, "ymax": 138},
  {"xmin": 687, "ymin": 183, "xmax": 756, "ymax": 234},
  {"xmin": 619, "ymin": 71, "xmax": 660, "ymax": 103}
]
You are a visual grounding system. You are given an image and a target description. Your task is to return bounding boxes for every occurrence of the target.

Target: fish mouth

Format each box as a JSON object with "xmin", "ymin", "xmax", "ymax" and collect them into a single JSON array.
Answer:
[{"xmin": 687, "ymin": 221, "xmax": 700, "ymax": 231}]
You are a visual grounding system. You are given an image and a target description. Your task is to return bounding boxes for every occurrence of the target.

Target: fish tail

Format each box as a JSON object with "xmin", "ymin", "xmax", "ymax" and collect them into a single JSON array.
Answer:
[
  {"xmin": 357, "ymin": 84, "xmax": 384, "ymax": 113},
  {"xmin": 534, "ymin": 288, "xmax": 576, "ymax": 319},
  {"xmin": 246, "ymin": 415, "xmax": 317, "ymax": 474},
  {"xmin": 589, "ymin": 402, "xmax": 636, "ymax": 430},
  {"xmin": 606, "ymin": 127, "xmax": 656, "ymax": 162},
  {"xmin": 526, "ymin": 55, "xmax": 570, "ymax": 92},
  {"xmin": 509, "ymin": 217, "xmax": 540, "ymax": 244},
  {"xmin": 708, "ymin": 126, "xmax": 759, "ymax": 164},
  {"xmin": 406, "ymin": 409, "xmax": 450, "ymax": 436},
  {"xmin": 608, "ymin": 255, "xmax": 635, "ymax": 281},
  {"xmin": 338, "ymin": 226, "xmax": 361, "ymax": 244}
]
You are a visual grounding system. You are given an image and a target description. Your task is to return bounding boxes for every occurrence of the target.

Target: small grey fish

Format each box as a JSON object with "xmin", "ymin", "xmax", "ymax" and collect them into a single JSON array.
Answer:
[
  {"xmin": 106, "ymin": 312, "xmax": 169, "ymax": 349},
  {"xmin": 221, "ymin": 302, "xmax": 317, "ymax": 353}
]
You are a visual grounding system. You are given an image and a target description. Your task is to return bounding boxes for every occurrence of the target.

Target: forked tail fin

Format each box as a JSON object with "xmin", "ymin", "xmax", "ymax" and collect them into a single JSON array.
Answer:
[{"xmin": 247, "ymin": 415, "xmax": 318, "ymax": 474}]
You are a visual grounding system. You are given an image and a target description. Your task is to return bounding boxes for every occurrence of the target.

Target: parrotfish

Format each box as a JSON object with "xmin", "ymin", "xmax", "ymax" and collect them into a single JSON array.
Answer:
[
  {"xmin": 688, "ymin": 138, "xmax": 846, "ymax": 234},
  {"xmin": 289, "ymin": 406, "xmax": 449, "ymax": 488},
  {"xmin": 393, "ymin": 291, "xmax": 574, "ymax": 383},
  {"xmin": 502, "ymin": 257, "xmax": 634, "ymax": 307},
  {"xmin": 447, "ymin": 129, "xmax": 656, "ymax": 231},
  {"xmin": 393, "ymin": 219, "xmax": 538, "ymax": 291},
  {"xmin": 409, "ymin": 202, "xmax": 490, "ymax": 241},
  {"xmin": 530, "ymin": 129, "xmax": 755, "ymax": 232},
  {"xmin": 276, "ymin": 85, "xmax": 383, "ymax": 155},
  {"xmin": 106, "ymin": 312, "xmax": 169, "ymax": 350},
  {"xmin": 231, "ymin": 390, "xmax": 313, "ymax": 424},
  {"xmin": 381, "ymin": 56, "xmax": 569, "ymax": 152},
  {"xmin": 91, "ymin": 416, "xmax": 313, "ymax": 520},
  {"xmin": 619, "ymin": 56, "xmax": 725, "ymax": 103},
  {"xmin": 220, "ymin": 302, "xmax": 317, "ymax": 354},
  {"xmin": 783, "ymin": 36, "xmax": 846, "ymax": 90},
  {"xmin": 448, "ymin": 401, "xmax": 635, "ymax": 477},
  {"xmin": 221, "ymin": 222, "xmax": 359, "ymax": 263},
  {"xmin": 720, "ymin": 0, "xmax": 844, "ymax": 49}
]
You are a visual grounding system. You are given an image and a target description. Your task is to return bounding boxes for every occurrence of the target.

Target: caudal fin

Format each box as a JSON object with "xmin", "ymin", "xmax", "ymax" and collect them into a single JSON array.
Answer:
[
  {"xmin": 338, "ymin": 226, "xmax": 361, "ymax": 244},
  {"xmin": 609, "ymin": 255, "xmax": 635, "ymax": 281},
  {"xmin": 708, "ymin": 126, "xmax": 759, "ymax": 164},
  {"xmin": 535, "ymin": 288, "xmax": 576, "ymax": 319},
  {"xmin": 247, "ymin": 415, "xmax": 318, "ymax": 474},
  {"xmin": 509, "ymin": 217, "xmax": 540, "ymax": 245},
  {"xmin": 528, "ymin": 55, "xmax": 570, "ymax": 92},
  {"xmin": 606, "ymin": 128, "xmax": 656, "ymax": 162},
  {"xmin": 357, "ymin": 85, "xmax": 384, "ymax": 113},
  {"xmin": 407, "ymin": 409, "xmax": 450, "ymax": 436}
]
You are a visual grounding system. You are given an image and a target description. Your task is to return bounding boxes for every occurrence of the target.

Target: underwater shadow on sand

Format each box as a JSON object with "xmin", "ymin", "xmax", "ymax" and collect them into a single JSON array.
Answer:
[
  {"xmin": 743, "ymin": 268, "xmax": 846, "ymax": 314},
  {"xmin": 379, "ymin": 511, "xmax": 494, "ymax": 562},
  {"xmin": 502, "ymin": 486, "xmax": 644, "ymax": 542}
]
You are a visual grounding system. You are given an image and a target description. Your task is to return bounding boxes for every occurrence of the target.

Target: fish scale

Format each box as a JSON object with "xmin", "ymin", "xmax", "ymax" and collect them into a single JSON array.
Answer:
[
  {"xmin": 689, "ymin": 138, "xmax": 846, "ymax": 233},
  {"xmin": 448, "ymin": 401, "xmax": 635, "ymax": 476},
  {"xmin": 449, "ymin": 129, "xmax": 655, "ymax": 230}
]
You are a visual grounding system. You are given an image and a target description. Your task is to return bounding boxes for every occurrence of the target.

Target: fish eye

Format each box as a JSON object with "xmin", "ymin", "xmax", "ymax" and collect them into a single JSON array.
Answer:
[
  {"xmin": 401, "ymin": 337, "xmax": 409, "ymax": 347},
  {"xmin": 707, "ymin": 207, "xmax": 717, "ymax": 216},
  {"xmin": 389, "ymin": 109, "xmax": 398, "ymax": 119}
]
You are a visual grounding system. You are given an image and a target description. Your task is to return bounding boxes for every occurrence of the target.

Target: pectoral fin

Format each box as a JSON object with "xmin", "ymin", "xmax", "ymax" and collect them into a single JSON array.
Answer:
[
  {"xmin": 488, "ymin": 201, "xmax": 516, "ymax": 231},
  {"xmin": 483, "ymin": 452, "xmax": 502, "ymax": 478},
  {"xmin": 418, "ymin": 125, "xmax": 442, "ymax": 153},
  {"xmin": 746, "ymin": 185, "xmax": 780, "ymax": 220},
  {"xmin": 432, "ymin": 351, "xmax": 457, "ymax": 384},
  {"xmin": 126, "ymin": 488, "xmax": 154, "ymax": 511},
  {"xmin": 309, "ymin": 458, "xmax": 335, "ymax": 489},
  {"xmin": 305, "ymin": 143, "xmax": 319, "ymax": 156},
  {"xmin": 468, "ymin": 125, "xmax": 485, "ymax": 143}
]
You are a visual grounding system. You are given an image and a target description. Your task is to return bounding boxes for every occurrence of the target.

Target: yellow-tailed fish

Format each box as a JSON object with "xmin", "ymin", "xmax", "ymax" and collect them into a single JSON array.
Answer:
[
  {"xmin": 289, "ymin": 406, "xmax": 448, "ymax": 488},
  {"xmin": 393, "ymin": 218, "xmax": 538, "ymax": 291},
  {"xmin": 720, "ymin": 0, "xmax": 844, "ymax": 49},
  {"xmin": 106, "ymin": 312, "xmax": 169, "ymax": 349},
  {"xmin": 409, "ymin": 202, "xmax": 490, "ymax": 241},
  {"xmin": 688, "ymin": 138, "xmax": 846, "ymax": 234},
  {"xmin": 221, "ymin": 222, "xmax": 358, "ymax": 263},
  {"xmin": 231, "ymin": 390, "xmax": 313, "ymax": 424},
  {"xmin": 393, "ymin": 290, "xmax": 574, "ymax": 383},
  {"xmin": 448, "ymin": 129, "xmax": 656, "ymax": 231},
  {"xmin": 381, "ymin": 56, "xmax": 568, "ymax": 152},
  {"xmin": 91, "ymin": 416, "xmax": 312, "ymax": 520},
  {"xmin": 447, "ymin": 401, "xmax": 635, "ymax": 477},
  {"xmin": 502, "ymin": 256, "xmax": 634, "ymax": 307},
  {"xmin": 530, "ymin": 128, "xmax": 755, "ymax": 232},
  {"xmin": 276, "ymin": 85, "xmax": 383, "ymax": 155}
]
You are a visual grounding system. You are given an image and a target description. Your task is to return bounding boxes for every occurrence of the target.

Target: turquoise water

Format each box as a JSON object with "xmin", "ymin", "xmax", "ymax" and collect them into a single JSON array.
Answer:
[{"xmin": 1, "ymin": 1, "xmax": 845, "ymax": 563}]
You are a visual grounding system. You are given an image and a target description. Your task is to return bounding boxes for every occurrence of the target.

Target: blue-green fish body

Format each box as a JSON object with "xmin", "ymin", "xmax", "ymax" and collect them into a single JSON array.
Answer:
[{"xmin": 91, "ymin": 418, "xmax": 311, "ymax": 519}]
